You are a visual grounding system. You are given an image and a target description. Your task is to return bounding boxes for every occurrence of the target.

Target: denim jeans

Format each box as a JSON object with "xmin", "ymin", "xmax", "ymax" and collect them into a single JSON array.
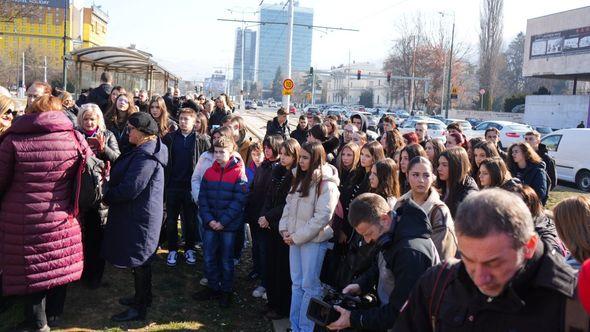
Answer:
[
  {"xmin": 289, "ymin": 241, "xmax": 329, "ymax": 332},
  {"xmin": 166, "ymin": 190, "xmax": 197, "ymax": 251},
  {"xmin": 251, "ymin": 225, "xmax": 269, "ymax": 287},
  {"xmin": 203, "ymin": 230, "xmax": 237, "ymax": 292}
]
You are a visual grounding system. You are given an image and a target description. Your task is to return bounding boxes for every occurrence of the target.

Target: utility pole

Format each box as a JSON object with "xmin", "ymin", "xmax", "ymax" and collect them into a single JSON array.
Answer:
[
  {"xmin": 281, "ymin": 0, "xmax": 294, "ymax": 111},
  {"xmin": 444, "ymin": 13, "xmax": 455, "ymax": 119},
  {"xmin": 22, "ymin": 52, "xmax": 25, "ymax": 91},
  {"xmin": 438, "ymin": 12, "xmax": 447, "ymax": 116},
  {"xmin": 311, "ymin": 71, "xmax": 316, "ymax": 105},
  {"xmin": 409, "ymin": 35, "xmax": 417, "ymax": 113},
  {"xmin": 43, "ymin": 56, "xmax": 47, "ymax": 83},
  {"xmin": 62, "ymin": 0, "xmax": 69, "ymax": 90}
]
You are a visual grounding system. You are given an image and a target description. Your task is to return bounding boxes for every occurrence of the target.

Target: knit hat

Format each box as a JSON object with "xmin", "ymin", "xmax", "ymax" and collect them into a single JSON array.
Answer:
[
  {"xmin": 128, "ymin": 112, "xmax": 158, "ymax": 135},
  {"xmin": 579, "ymin": 259, "xmax": 590, "ymax": 315}
]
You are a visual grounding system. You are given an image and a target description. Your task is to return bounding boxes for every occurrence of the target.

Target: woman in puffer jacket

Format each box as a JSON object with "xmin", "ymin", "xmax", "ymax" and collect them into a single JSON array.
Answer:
[
  {"xmin": 76, "ymin": 103, "xmax": 121, "ymax": 289},
  {"xmin": 0, "ymin": 95, "xmax": 90, "ymax": 331},
  {"xmin": 279, "ymin": 141, "xmax": 340, "ymax": 332}
]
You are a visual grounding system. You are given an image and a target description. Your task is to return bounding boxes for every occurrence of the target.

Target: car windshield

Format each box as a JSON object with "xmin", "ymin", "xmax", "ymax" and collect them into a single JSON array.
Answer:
[
  {"xmin": 428, "ymin": 123, "xmax": 445, "ymax": 130},
  {"xmin": 507, "ymin": 124, "xmax": 532, "ymax": 131}
]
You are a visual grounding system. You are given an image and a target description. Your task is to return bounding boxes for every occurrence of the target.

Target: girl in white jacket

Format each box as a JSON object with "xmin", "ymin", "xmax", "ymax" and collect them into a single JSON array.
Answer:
[{"xmin": 279, "ymin": 141, "xmax": 340, "ymax": 332}]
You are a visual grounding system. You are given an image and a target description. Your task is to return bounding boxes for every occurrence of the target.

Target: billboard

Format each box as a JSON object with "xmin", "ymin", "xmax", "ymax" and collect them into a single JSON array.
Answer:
[
  {"xmin": 523, "ymin": 6, "xmax": 590, "ymax": 79},
  {"xmin": 530, "ymin": 26, "xmax": 590, "ymax": 59},
  {"xmin": 10, "ymin": 0, "xmax": 66, "ymax": 8}
]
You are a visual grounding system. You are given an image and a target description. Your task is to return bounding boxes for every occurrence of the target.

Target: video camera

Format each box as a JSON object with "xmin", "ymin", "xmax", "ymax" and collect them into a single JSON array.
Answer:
[{"xmin": 306, "ymin": 286, "xmax": 377, "ymax": 327}]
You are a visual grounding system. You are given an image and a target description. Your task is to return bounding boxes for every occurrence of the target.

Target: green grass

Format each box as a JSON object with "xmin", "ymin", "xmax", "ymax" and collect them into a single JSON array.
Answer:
[
  {"xmin": 546, "ymin": 184, "xmax": 590, "ymax": 209},
  {"xmin": 1, "ymin": 248, "xmax": 273, "ymax": 332}
]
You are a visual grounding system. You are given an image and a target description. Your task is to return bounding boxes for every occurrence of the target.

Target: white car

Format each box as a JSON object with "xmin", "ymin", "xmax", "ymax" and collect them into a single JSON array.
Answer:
[
  {"xmin": 471, "ymin": 121, "xmax": 533, "ymax": 148},
  {"xmin": 398, "ymin": 118, "xmax": 447, "ymax": 142},
  {"xmin": 444, "ymin": 118, "xmax": 477, "ymax": 139},
  {"xmin": 541, "ymin": 128, "xmax": 590, "ymax": 191}
]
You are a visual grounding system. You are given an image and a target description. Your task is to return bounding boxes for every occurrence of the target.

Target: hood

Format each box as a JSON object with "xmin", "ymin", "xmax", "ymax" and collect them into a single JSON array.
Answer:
[
  {"xmin": 7, "ymin": 111, "xmax": 73, "ymax": 135},
  {"xmin": 392, "ymin": 198, "xmax": 432, "ymax": 243},
  {"xmin": 97, "ymin": 83, "xmax": 111, "ymax": 95},
  {"xmin": 400, "ymin": 188, "xmax": 442, "ymax": 214},
  {"xmin": 213, "ymin": 155, "xmax": 242, "ymax": 173},
  {"xmin": 294, "ymin": 163, "xmax": 340, "ymax": 187},
  {"xmin": 351, "ymin": 113, "xmax": 368, "ymax": 132},
  {"xmin": 137, "ymin": 137, "xmax": 168, "ymax": 167}
]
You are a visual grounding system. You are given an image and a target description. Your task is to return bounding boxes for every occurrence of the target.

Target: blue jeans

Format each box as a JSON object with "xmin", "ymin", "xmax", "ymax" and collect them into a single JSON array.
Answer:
[
  {"xmin": 289, "ymin": 241, "xmax": 329, "ymax": 332},
  {"xmin": 203, "ymin": 230, "xmax": 237, "ymax": 292}
]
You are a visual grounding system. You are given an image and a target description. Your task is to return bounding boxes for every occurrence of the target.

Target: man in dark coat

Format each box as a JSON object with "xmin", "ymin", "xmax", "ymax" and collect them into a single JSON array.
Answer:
[
  {"xmin": 291, "ymin": 115, "xmax": 309, "ymax": 145},
  {"xmin": 525, "ymin": 131, "xmax": 557, "ymax": 191},
  {"xmin": 327, "ymin": 193, "xmax": 439, "ymax": 331},
  {"xmin": 87, "ymin": 72, "xmax": 113, "ymax": 112},
  {"xmin": 102, "ymin": 112, "xmax": 168, "ymax": 322},
  {"xmin": 163, "ymin": 87, "xmax": 178, "ymax": 120},
  {"xmin": 393, "ymin": 189, "xmax": 582, "ymax": 332},
  {"xmin": 265, "ymin": 107, "xmax": 290, "ymax": 140}
]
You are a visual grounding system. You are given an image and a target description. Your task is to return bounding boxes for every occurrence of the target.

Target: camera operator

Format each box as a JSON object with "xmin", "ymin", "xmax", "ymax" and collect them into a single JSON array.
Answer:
[
  {"xmin": 393, "ymin": 189, "xmax": 584, "ymax": 332},
  {"xmin": 327, "ymin": 193, "xmax": 439, "ymax": 331}
]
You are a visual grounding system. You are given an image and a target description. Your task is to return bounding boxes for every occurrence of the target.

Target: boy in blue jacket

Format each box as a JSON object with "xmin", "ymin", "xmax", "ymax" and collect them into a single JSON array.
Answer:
[{"xmin": 193, "ymin": 136, "xmax": 248, "ymax": 308}]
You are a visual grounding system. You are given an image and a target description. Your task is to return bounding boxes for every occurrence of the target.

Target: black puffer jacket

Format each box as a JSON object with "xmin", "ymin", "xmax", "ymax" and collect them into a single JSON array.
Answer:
[
  {"xmin": 291, "ymin": 125, "xmax": 309, "ymax": 145},
  {"xmin": 260, "ymin": 164, "xmax": 294, "ymax": 231},
  {"xmin": 209, "ymin": 107, "xmax": 231, "ymax": 129},
  {"xmin": 244, "ymin": 159, "xmax": 278, "ymax": 225},
  {"xmin": 349, "ymin": 199, "xmax": 439, "ymax": 331},
  {"xmin": 394, "ymin": 241, "xmax": 578, "ymax": 332},
  {"xmin": 443, "ymin": 175, "xmax": 479, "ymax": 218},
  {"xmin": 87, "ymin": 83, "xmax": 112, "ymax": 112},
  {"xmin": 265, "ymin": 117, "xmax": 290, "ymax": 140}
]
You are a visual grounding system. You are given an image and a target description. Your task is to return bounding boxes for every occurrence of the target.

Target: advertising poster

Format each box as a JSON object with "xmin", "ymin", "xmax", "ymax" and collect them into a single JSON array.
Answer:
[{"xmin": 530, "ymin": 26, "xmax": 590, "ymax": 58}]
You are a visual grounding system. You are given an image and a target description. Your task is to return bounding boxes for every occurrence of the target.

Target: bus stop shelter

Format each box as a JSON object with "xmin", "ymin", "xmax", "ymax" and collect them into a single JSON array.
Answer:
[{"xmin": 70, "ymin": 46, "xmax": 180, "ymax": 95}]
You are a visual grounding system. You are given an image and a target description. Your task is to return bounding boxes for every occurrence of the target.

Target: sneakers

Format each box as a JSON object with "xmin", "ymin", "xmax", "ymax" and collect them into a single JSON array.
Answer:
[
  {"xmin": 199, "ymin": 277, "xmax": 208, "ymax": 286},
  {"xmin": 219, "ymin": 292, "xmax": 232, "ymax": 308},
  {"xmin": 185, "ymin": 250, "xmax": 197, "ymax": 265},
  {"xmin": 167, "ymin": 251, "xmax": 178, "ymax": 266},
  {"xmin": 252, "ymin": 286, "xmax": 266, "ymax": 298}
]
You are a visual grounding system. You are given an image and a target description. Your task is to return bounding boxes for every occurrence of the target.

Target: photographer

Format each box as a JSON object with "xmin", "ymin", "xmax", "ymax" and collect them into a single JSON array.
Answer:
[{"xmin": 327, "ymin": 193, "xmax": 438, "ymax": 331}]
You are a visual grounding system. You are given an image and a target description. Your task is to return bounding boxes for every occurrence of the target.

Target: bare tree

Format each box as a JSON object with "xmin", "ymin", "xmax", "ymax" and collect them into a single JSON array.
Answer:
[
  {"xmin": 479, "ymin": 0, "xmax": 504, "ymax": 111},
  {"xmin": 0, "ymin": 2, "xmax": 44, "ymax": 22}
]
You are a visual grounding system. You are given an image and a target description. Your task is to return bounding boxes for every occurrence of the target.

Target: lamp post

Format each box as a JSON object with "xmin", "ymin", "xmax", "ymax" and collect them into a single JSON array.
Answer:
[{"xmin": 444, "ymin": 12, "xmax": 455, "ymax": 119}]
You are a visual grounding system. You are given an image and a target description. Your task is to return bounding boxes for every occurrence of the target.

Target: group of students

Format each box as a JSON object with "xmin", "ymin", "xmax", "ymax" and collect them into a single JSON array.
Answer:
[{"xmin": 0, "ymin": 73, "xmax": 589, "ymax": 332}]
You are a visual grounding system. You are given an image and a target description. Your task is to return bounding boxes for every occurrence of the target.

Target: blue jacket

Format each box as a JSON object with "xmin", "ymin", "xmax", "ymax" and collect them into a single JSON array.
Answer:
[
  {"xmin": 199, "ymin": 156, "xmax": 248, "ymax": 232},
  {"xmin": 514, "ymin": 161, "xmax": 548, "ymax": 205},
  {"xmin": 101, "ymin": 138, "xmax": 168, "ymax": 267}
]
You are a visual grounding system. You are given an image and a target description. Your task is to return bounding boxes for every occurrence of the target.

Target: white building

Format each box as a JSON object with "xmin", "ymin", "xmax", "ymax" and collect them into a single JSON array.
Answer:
[{"xmin": 325, "ymin": 62, "xmax": 392, "ymax": 107}]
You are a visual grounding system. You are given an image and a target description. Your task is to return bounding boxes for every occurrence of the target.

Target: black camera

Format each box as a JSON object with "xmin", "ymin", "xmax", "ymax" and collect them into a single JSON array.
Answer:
[{"xmin": 307, "ymin": 286, "xmax": 377, "ymax": 327}]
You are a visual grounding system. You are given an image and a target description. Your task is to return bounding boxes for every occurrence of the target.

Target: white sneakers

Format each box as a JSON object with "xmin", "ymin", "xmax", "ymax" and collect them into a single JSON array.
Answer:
[
  {"xmin": 167, "ymin": 250, "xmax": 197, "ymax": 266},
  {"xmin": 185, "ymin": 250, "xmax": 197, "ymax": 265},
  {"xmin": 252, "ymin": 286, "xmax": 267, "ymax": 298},
  {"xmin": 167, "ymin": 251, "xmax": 178, "ymax": 266}
]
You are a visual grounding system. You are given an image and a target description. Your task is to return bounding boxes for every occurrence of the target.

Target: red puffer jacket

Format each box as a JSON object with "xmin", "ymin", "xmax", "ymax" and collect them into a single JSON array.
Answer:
[{"xmin": 0, "ymin": 111, "xmax": 89, "ymax": 296}]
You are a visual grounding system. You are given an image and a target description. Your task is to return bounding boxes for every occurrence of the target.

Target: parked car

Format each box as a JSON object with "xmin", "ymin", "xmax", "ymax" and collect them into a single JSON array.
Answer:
[
  {"xmin": 534, "ymin": 126, "xmax": 553, "ymax": 137},
  {"xmin": 398, "ymin": 118, "xmax": 447, "ymax": 142},
  {"xmin": 465, "ymin": 118, "xmax": 483, "ymax": 129},
  {"xmin": 245, "ymin": 100, "xmax": 257, "ymax": 110},
  {"xmin": 289, "ymin": 105, "xmax": 297, "ymax": 114},
  {"xmin": 541, "ymin": 129, "xmax": 590, "ymax": 191},
  {"xmin": 257, "ymin": 101, "xmax": 264, "ymax": 107},
  {"xmin": 471, "ymin": 121, "xmax": 533, "ymax": 148},
  {"xmin": 269, "ymin": 101, "xmax": 277, "ymax": 107},
  {"xmin": 443, "ymin": 118, "xmax": 477, "ymax": 139}
]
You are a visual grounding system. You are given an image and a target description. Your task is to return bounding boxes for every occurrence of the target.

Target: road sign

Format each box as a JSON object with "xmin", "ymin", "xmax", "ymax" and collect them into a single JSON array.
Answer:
[
  {"xmin": 282, "ymin": 88, "xmax": 292, "ymax": 96},
  {"xmin": 479, "ymin": 88, "xmax": 486, "ymax": 95},
  {"xmin": 451, "ymin": 86, "xmax": 458, "ymax": 99},
  {"xmin": 283, "ymin": 78, "xmax": 294, "ymax": 90}
]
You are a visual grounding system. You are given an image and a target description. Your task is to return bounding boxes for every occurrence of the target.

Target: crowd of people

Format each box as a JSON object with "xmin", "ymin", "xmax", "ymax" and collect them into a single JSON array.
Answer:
[{"xmin": 0, "ymin": 71, "xmax": 589, "ymax": 332}]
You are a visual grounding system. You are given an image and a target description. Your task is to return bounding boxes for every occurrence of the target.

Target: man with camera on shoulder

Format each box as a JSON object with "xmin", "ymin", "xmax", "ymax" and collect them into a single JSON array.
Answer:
[{"xmin": 327, "ymin": 193, "xmax": 439, "ymax": 331}]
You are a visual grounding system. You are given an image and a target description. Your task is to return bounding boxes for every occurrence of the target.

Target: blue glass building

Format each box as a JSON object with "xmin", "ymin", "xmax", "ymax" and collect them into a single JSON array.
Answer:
[
  {"xmin": 257, "ymin": 3, "xmax": 313, "ymax": 88},
  {"xmin": 232, "ymin": 28, "xmax": 257, "ymax": 83}
]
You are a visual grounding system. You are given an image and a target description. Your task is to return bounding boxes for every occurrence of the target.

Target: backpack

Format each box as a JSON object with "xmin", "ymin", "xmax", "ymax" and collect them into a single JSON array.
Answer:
[{"xmin": 71, "ymin": 132, "xmax": 105, "ymax": 215}]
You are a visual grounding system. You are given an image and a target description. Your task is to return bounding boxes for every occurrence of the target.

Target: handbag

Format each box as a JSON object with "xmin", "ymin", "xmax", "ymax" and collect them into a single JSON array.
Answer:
[{"xmin": 70, "ymin": 131, "xmax": 105, "ymax": 216}]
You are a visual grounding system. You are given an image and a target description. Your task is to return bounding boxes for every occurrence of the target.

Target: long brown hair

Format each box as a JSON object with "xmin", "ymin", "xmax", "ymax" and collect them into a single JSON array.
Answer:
[
  {"xmin": 479, "ymin": 157, "xmax": 511, "ymax": 188},
  {"xmin": 195, "ymin": 112, "xmax": 208, "ymax": 135},
  {"xmin": 105, "ymin": 92, "xmax": 137, "ymax": 126},
  {"xmin": 438, "ymin": 147, "xmax": 472, "ymax": 214},
  {"xmin": 281, "ymin": 138, "xmax": 301, "ymax": 170},
  {"xmin": 553, "ymin": 195, "xmax": 590, "ymax": 263},
  {"xmin": 399, "ymin": 143, "xmax": 427, "ymax": 193},
  {"xmin": 507, "ymin": 142, "xmax": 543, "ymax": 170},
  {"xmin": 291, "ymin": 141, "xmax": 326, "ymax": 197},
  {"xmin": 425, "ymin": 138, "xmax": 446, "ymax": 170},
  {"xmin": 371, "ymin": 158, "xmax": 401, "ymax": 199},
  {"xmin": 149, "ymin": 97, "xmax": 170, "ymax": 136},
  {"xmin": 381, "ymin": 130, "xmax": 404, "ymax": 158}
]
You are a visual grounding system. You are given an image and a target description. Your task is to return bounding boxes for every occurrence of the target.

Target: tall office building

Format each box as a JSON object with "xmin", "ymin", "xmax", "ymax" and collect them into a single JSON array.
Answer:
[
  {"xmin": 257, "ymin": 2, "xmax": 313, "ymax": 88},
  {"xmin": 232, "ymin": 28, "xmax": 257, "ymax": 84}
]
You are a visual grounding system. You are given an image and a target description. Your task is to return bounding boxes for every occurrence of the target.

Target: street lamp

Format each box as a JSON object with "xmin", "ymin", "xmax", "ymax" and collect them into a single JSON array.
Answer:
[{"xmin": 442, "ymin": 11, "xmax": 456, "ymax": 119}]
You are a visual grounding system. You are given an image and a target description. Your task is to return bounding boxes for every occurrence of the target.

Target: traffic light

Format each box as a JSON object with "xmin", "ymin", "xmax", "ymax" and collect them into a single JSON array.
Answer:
[
  {"xmin": 310, "ymin": 67, "xmax": 314, "ymax": 75},
  {"xmin": 387, "ymin": 71, "xmax": 392, "ymax": 83},
  {"xmin": 357, "ymin": 70, "xmax": 361, "ymax": 80}
]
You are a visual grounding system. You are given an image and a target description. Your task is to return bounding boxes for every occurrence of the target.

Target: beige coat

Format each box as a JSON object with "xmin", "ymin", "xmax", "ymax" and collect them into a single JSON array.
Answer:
[
  {"xmin": 396, "ymin": 189, "xmax": 457, "ymax": 261},
  {"xmin": 279, "ymin": 164, "xmax": 340, "ymax": 245}
]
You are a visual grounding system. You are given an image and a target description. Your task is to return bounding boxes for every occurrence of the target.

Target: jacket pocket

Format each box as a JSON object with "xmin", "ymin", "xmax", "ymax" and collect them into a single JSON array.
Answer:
[{"xmin": 436, "ymin": 304, "xmax": 468, "ymax": 331}]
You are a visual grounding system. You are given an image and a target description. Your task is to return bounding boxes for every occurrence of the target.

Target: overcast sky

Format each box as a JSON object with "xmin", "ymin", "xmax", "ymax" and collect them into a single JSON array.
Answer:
[{"xmin": 82, "ymin": 0, "xmax": 589, "ymax": 81}]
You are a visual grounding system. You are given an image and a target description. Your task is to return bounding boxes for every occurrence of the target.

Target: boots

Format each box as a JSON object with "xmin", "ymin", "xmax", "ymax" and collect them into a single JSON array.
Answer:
[{"xmin": 111, "ymin": 264, "xmax": 151, "ymax": 322}]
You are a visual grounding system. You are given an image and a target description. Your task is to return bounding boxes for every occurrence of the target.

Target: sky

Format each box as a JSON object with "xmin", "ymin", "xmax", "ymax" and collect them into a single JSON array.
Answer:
[{"xmin": 82, "ymin": 0, "xmax": 590, "ymax": 81}]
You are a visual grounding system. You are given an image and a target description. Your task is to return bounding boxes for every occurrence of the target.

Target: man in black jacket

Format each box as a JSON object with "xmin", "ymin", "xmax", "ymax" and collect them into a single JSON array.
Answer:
[
  {"xmin": 485, "ymin": 127, "xmax": 508, "ymax": 160},
  {"xmin": 88, "ymin": 72, "xmax": 112, "ymax": 112},
  {"xmin": 393, "ymin": 189, "xmax": 582, "ymax": 332},
  {"xmin": 265, "ymin": 107, "xmax": 290, "ymax": 139},
  {"xmin": 327, "ymin": 193, "xmax": 439, "ymax": 331},
  {"xmin": 290, "ymin": 115, "xmax": 309, "ymax": 145},
  {"xmin": 525, "ymin": 130, "xmax": 557, "ymax": 190}
]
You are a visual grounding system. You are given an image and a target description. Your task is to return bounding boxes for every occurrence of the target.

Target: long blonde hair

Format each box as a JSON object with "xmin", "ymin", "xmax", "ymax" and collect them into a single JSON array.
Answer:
[
  {"xmin": 0, "ymin": 95, "xmax": 15, "ymax": 135},
  {"xmin": 553, "ymin": 195, "xmax": 590, "ymax": 263}
]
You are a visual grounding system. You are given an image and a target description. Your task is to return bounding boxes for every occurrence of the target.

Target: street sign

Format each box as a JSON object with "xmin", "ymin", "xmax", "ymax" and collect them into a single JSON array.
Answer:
[
  {"xmin": 282, "ymin": 89, "xmax": 292, "ymax": 96},
  {"xmin": 479, "ymin": 88, "xmax": 486, "ymax": 95},
  {"xmin": 283, "ymin": 78, "xmax": 294, "ymax": 91},
  {"xmin": 451, "ymin": 86, "xmax": 458, "ymax": 99}
]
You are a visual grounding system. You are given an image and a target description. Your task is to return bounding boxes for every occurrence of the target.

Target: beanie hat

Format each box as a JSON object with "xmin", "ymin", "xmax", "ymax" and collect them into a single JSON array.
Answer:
[{"xmin": 128, "ymin": 112, "xmax": 158, "ymax": 135}]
